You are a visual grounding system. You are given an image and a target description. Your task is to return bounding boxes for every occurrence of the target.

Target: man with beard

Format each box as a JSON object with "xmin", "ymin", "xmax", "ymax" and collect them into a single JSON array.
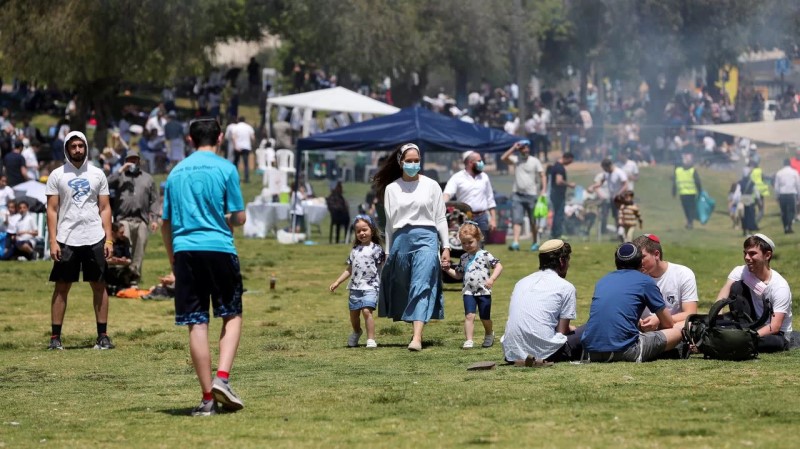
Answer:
[
  {"xmin": 45, "ymin": 131, "xmax": 114, "ymax": 350},
  {"xmin": 107, "ymin": 149, "xmax": 159, "ymax": 284},
  {"xmin": 715, "ymin": 234, "xmax": 793, "ymax": 352},
  {"xmin": 443, "ymin": 151, "xmax": 496, "ymax": 240}
]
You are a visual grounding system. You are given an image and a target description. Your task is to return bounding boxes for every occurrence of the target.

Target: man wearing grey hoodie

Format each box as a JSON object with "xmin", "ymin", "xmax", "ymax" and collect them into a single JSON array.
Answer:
[{"xmin": 45, "ymin": 131, "xmax": 115, "ymax": 350}]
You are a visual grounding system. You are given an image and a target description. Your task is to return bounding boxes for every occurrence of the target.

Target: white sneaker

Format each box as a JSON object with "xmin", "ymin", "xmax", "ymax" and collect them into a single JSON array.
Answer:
[
  {"xmin": 462, "ymin": 340, "xmax": 474, "ymax": 349},
  {"xmin": 482, "ymin": 333, "xmax": 495, "ymax": 348},
  {"xmin": 347, "ymin": 331, "xmax": 362, "ymax": 347},
  {"xmin": 366, "ymin": 339, "xmax": 377, "ymax": 348}
]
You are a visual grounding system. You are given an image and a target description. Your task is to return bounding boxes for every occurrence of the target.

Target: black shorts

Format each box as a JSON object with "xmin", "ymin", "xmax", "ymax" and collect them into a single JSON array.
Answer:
[
  {"xmin": 173, "ymin": 251, "xmax": 243, "ymax": 325},
  {"xmin": 49, "ymin": 239, "xmax": 107, "ymax": 283}
]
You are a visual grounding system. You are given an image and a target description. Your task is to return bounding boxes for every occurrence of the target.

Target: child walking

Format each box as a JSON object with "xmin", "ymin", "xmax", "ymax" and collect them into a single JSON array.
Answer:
[
  {"xmin": 616, "ymin": 190, "xmax": 642, "ymax": 242},
  {"xmin": 442, "ymin": 222, "xmax": 503, "ymax": 349},
  {"xmin": 329, "ymin": 215, "xmax": 385, "ymax": 348}
]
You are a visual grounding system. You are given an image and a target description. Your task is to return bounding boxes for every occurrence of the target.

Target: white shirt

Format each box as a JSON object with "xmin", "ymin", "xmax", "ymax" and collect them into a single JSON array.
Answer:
[
  {"xmin": 774, "ymin": 166, "xmax": 800, "ymax": 195},
  {"xmin": 703, "ymin": 135, "xmax": 715, "ymax": 152},
  {"xmin": 532, "ymin": 110, "xmax": 550, "ymax": 135},
  {"xmin": 603, "ymin": 167, "xmax": 629, "ymax": 197},
  {"xmin": 443, "ymin": 170, "xmax": 496, "ymax": 213},
  {"xmin": 21, "ymin": 147, "xmax": 38, "ymax": 170},
  {"xmin": 230, "ymin": 122, "xmax": 255, "ymax": 151},
  {"xmin": 45, "ymin": 162, "xmax": 109, "ymax": 246},
  {"xmin": 728, "ymin": 266, "xmax": 792, "ymax": 335},
  {"xmin": 0, "ymin": 186, "xmax": 15, "ymax": 209},
  {"xmin": 145, "ymin": 116, "xmax": 165, "ymax": 136},
  {"xmin": 508, "ymin": 154, "xmax": 543, "ymax": 196},
  {"xmin": 620, "ymin": 160, "xmax": 639, "ymax": 191},
  {"xmin": 8, "ymin": 212, "xmax": 36, "ymax": 242},
  {"xmin": 641, "ymin": 262, "xmax": 698, "ymax": 318},
  {"xmin": 383, "ymin": 175, "xmax": 449, "ymax": 253},
  {"xmin": 501, "ymin": 269, "xmax": 577, "ymax": 360}
]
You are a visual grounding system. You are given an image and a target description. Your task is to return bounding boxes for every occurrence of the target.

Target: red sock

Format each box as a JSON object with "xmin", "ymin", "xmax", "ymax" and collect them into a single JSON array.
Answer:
[
  {"xmin": 202, "ymin": 391, "xmax": 213, "ymax": 401},
  {"xmin": 217, "ymin": 370, "xmax": 230, "ymax": 381}
]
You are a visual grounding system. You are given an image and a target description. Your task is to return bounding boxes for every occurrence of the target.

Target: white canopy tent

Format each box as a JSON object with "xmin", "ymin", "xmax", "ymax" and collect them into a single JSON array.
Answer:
[
  {"xmin": 266, "ymin": 86, "xmax": 400, "ymax": 138},
  {"xmin": 694, "ymin": 119, "xmax": 800, "ymax": 146}
]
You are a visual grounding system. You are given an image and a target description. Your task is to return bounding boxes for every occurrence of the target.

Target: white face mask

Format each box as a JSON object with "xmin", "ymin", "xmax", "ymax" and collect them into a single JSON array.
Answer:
[{"xmin": 402, "ymin": 162, "xmax": 421, "ymax": 177}]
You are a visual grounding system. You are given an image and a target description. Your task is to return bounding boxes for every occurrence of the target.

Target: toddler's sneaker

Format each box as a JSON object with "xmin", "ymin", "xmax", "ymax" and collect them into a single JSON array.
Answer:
[
  {"xmin": 482, "ymin": 333, "xmax": 495, "ymax": 348},
  {"xmin": 365, "ymin": 339, "xmax": 378, "ymax": 349},
  {"xmin": 462, "ymin": 340, "xmax": 474, "ymax": 349},
  {"xmin": 347, "ymin": 331, "xmax": 363, "ymax": 347}
]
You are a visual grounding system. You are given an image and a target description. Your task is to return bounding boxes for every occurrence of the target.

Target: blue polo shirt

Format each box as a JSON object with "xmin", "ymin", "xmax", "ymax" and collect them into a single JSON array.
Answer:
[
  {"xmin": 162, "ymin": 151, "xmax": 243, "ymax": 254},
  {"xmin": 581, "ymin": 269, "xmax": 666, "ymax": 353}
]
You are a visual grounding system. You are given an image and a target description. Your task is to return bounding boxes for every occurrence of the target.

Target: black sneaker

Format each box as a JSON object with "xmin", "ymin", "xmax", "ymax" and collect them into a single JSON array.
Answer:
[
  {"xmin": 211, "ymin": 377, "xmax": 244, "ymax": 411},
  {"xmin": 190, "ymin": 399, "xmax": 217, "ymax": 417},
  {"xmin": 48, "ymin": 336, "xmax": 63, "ymax": 350},
  {"xmin": 93, "ymin": 335, "xmax": 115, "ymax": 350}
]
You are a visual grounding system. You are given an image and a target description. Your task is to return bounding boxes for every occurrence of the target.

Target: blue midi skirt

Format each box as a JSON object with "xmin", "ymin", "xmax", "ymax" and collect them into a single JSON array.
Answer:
[{"xmin": 378, "ymin": 226, "xmax": 444, "ymax": 322}]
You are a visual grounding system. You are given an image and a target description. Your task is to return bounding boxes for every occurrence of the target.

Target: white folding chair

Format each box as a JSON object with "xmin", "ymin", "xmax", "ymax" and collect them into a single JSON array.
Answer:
[{"xmin": 276, "ymin": 149, "xmax": 296, "ymax": 176}]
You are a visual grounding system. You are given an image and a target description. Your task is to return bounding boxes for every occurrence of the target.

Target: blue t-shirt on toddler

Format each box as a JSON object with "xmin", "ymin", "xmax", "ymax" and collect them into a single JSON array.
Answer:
[
  {"xmin": 162, "ymin": 151, "xmax": 244, "ymax": 254},
  {"xmin": 581, "ymin": 269, "xmax": 666, "ymax": 353}
]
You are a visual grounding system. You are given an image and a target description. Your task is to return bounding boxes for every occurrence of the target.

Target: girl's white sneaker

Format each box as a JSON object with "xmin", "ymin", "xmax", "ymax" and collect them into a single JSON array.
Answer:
[
  {"xmin": 366, "ymin": 339, "xmax": 378, "ymax": 348},
  {"xmin": 462, "ymin": 340, "xmax": 474, "ymax": 349}
]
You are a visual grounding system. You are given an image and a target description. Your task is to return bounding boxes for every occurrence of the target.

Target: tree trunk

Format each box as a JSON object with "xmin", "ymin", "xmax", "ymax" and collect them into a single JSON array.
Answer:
[
  {"xmin": 454, "ymin": 67, "xmax": 468, "ymax": 110},
  {"xmin": 511, "ymin": 0, "xmax": 526, "ymax": 134},
  {"xmin": 391, "ymin": 70, "xmax": 428, "ymax": 108}
]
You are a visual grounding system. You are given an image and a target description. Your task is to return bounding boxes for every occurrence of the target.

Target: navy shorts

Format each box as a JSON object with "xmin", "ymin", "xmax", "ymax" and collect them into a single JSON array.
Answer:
[
  {"xmin": 49, "ymin": 238, "xmax": 107, "ymax": 283},
  {"xmin": 173, "ymin": 251, "xmax": 243, "ymax": 325},
  {"xmin": 463, "ymin": 294, "xmax": 492, "ymax": 320}
]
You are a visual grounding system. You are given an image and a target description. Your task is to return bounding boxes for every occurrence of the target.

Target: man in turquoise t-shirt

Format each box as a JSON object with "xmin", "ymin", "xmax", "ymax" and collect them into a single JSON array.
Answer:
[{"xmin": 162, "ymin": 118, "xmax": 246, "ymax": 416}]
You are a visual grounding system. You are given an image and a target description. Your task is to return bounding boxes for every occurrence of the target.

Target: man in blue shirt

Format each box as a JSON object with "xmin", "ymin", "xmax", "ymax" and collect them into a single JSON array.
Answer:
[
  {"xmin": 581, "ymin": 243, "xmax": 683, "ymax": 362},
  {"xmin": 162, "ymin": 118, "xmax": 246, "ymax": 416}
]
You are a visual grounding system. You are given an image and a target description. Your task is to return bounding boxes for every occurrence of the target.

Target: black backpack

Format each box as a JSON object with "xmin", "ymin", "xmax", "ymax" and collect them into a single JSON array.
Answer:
[{"xmin": 682, "ymin": 281, "xmax": 772, "ymax": 361}]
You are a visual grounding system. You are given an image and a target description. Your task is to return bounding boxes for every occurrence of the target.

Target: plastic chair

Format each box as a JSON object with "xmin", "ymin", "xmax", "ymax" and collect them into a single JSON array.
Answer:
[{"xmin": 276, "ymin": 149, "xmax": 296, "ymax": 175}]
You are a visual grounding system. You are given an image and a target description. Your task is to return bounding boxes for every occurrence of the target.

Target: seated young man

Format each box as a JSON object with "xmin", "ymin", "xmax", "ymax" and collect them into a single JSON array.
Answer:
[
  {"xmin": 105, "ymin": 222, "xmax": 136, "ymax": 294},
  {"xmin": 715, "ymin": 234, "xmax": 793, "ymax": 352},
  {"xmin": 580, "ymin": 243, "xmax": 684, "ymax": 362},
  {"xmin": 8, "ymin": 200, "xmax": 38, "ymax": 260},
  {"xmin": 501, "ymin": 239, "xmax": 583, "ymax": 363}
]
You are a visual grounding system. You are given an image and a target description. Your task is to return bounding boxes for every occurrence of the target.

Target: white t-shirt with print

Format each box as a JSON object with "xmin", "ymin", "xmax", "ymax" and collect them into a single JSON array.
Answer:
[
  {"xmin": 45, "ymin": 163, "xmax": 109, "ymax": 246},
  {"xmin": 728, "ymin": 265, "xmax": 793, "ymax": 335},
  {"xmin": 455, "ymin": 250, "xmax": 500, "ymax": 296},
  {"xmin": 346, "ymin": 242, "xmax": 385, "ymax": 291},
  {"xmin": 641, "ymin": 262, "xmax": 698, "ymax": 318}
]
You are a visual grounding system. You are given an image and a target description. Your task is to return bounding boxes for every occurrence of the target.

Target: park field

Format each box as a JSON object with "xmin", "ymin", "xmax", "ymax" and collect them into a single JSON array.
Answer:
[{"xmin": 1, "ymin": 152, "xmax": 799, "ymax": 448}]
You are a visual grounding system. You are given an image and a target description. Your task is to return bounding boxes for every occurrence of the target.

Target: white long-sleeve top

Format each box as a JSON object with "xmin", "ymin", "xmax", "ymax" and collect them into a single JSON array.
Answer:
[{"xmin": 383, "ymin": 175, "xmax": 450, "ymax": 253}]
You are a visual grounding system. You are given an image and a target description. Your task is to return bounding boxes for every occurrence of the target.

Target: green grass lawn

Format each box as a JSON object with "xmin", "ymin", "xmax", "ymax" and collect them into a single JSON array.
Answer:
[{"xmin": 2, "ymin": 124, "xmax": 800, "ymax": 447}]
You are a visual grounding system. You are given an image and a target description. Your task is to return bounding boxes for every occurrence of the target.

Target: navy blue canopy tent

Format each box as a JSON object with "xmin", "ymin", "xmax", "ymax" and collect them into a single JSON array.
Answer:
[
  {"xmin": 296, "ymin": 106, "xmax": 520, "ymax": 154},
  {"xmin": 288, "ymin": 107, "xmax": 520, "ymax": 239}
]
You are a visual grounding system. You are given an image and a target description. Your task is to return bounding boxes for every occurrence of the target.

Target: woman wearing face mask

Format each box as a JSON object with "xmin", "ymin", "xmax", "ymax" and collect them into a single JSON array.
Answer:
[{"xmin": 373, "ymin": 143, "xmax": 450, "ymax": 351}]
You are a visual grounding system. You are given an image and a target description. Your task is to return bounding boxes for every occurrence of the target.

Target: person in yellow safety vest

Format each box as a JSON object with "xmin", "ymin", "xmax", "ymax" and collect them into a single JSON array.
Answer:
[
  {"xmin": 749, "ymin": 160, "xmax": 770, "ymax": 222},
  {"xmin": 672, "ymin": 154, "xmax": 703, "ymax": 229}
]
